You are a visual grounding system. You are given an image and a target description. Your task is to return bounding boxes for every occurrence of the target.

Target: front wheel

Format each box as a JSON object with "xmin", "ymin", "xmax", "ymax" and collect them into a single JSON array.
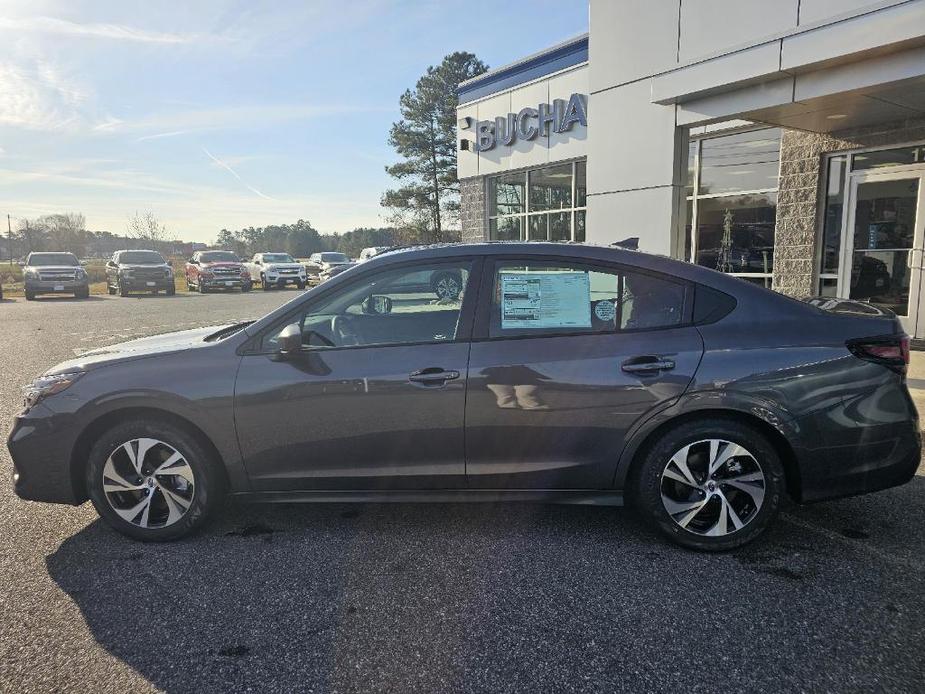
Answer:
[
  {"xmin": 261, "ymin": 274, "xmax": 271, "ymax": 290},
  {"xmin": 85, "ymin": 419, "xmax": 225, "ymax": 542},
  {"xmin": 24, "ymin": 290, "xmax": 35, "ymax": 301},
  {"xmin": 296, "ymin": 280, "xmax": 306, "ymax": 290},
  {"xmin": 241, "ymin": 281, "xmax": 252, "ymax": 293},
  {"xmin": 76, "ymin": 286, "xmax": 90, "ymax": 299},
  {"xmin": 119, "ymin": 282, "xmax": 129, "ymax": 297},
  {"xmin": 166, "ymin": 285, "xmax": 176, "ymax": 296},
  {"xmin": 632, "ymin": 419, "xmax": 784, "ymax": 551}
]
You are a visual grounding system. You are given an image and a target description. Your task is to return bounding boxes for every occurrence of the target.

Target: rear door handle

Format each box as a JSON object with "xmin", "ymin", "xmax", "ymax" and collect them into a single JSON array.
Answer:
[
  {"xmin": 409, "ymin": 368, "xmax": 460, "ymax": 384},
  {"xmin": 621, "ymin": 356, "xmax": 676, "ymax": 374}
]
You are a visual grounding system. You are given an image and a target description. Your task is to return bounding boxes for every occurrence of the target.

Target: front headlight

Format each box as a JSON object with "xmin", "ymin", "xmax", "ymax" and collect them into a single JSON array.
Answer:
[
  {"xmin": 165, "ymin": 267, "xmax": 173, "ymax": 278},
  {"xmin": 24, "ymin": 268, "xmax": 38, "ymax": 278},
  {"xmin": 76, "ymin": 268, "xmax": 86, "ymax": 279},
  {"xmin": 22, "ymin": 372, "xmax": 84, "ymax": 409}
]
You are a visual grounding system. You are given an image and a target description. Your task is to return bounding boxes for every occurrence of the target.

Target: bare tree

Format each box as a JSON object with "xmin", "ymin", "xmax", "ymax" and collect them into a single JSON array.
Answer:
[{"xmin": 127, "ymin": 211, "xmax": 174, "ymax": 253}]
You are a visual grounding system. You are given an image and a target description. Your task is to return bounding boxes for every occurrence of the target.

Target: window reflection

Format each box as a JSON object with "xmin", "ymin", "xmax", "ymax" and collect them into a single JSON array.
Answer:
[
  {"xmin": 694, "ymin": 193, "xmax": 776, "ymax": 275},
  {"xmin": 699, "ymin": 129, "xmax": 781, "ymax": 195}
]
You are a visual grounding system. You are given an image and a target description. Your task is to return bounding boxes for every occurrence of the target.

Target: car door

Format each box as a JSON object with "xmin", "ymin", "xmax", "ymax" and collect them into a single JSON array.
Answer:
[
  {"xmin": 234, "ymin": 258, "xmax": 479, "ymax": 491},
  {"xmin": 465, "ymin": 255, "xmax": 704, "ymax": 489}
]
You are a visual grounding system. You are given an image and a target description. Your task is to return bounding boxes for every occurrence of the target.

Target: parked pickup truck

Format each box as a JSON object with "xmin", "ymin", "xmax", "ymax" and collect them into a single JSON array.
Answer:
[
  {"xmin": 23, "ymin": 252, "xmax": 90, "ymax": 300},
  {"xmin": 186, "ymin": 250, "xmax": 252, "ymax": 293},
  {"xmin": 244, "ymin": 253, "xmax": 307, "ymax": 290},
  {"xmin": 106, "ymin": 249, "xmax": 176, "ymax": 297}
]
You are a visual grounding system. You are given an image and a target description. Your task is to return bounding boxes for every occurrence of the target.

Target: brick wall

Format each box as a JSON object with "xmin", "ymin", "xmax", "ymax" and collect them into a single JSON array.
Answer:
[
  {"xmin": 459, "ymin": 177, "xmax": 487, "ymax": 243},
  {"xmin": 773, "ymin": 116, "xmax": 925, "ymax": 297}
]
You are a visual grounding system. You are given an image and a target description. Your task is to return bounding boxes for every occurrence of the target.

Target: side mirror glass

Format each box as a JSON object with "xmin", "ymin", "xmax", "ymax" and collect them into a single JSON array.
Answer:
[
  {"xmin": 362, "ymin": 295, "xmax": 393, "ymax": 315},
  {"xmin": 277, "ymin": 323, "xmax": 303, "ymax": 354}
]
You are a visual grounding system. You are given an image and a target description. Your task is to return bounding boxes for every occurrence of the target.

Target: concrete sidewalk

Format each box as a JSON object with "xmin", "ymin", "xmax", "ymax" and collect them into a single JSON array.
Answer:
[{"xmin": 908, "ymin": 351, "xmax": 925, "ymax": 419}]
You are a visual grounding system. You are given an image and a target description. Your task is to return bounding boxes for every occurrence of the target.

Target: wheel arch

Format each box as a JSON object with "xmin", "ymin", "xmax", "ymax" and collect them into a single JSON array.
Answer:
[
  {"xmin": 618, "ymin": 407, "xmax": 803, "ymax": 502},
  {"xmin": 69, "ymin": 406, "xmax": 229, "ymax": 504}
]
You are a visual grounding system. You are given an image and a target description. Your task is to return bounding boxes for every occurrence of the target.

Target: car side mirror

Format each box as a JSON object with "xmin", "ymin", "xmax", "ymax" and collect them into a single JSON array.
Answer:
[
  {"xmin": 106, "ymin": 261, "xmax": 116, "ymax": 267},
  {"xmin": 80, "ymin": 260, "xmax": 87, "ymax": 266},
  {"xmin": 277, "ymin": 323, "xmax": 303, "ymax": 355},
  {"xmin": 362, "ymin": 295, "xmax": 393, "ymax": 315}
]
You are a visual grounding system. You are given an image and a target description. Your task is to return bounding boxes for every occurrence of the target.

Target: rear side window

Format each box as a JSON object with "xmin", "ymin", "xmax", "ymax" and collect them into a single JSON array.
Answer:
[{"xmin": 489, "ymin": 261, "xmax": 688, "ymax": 338}]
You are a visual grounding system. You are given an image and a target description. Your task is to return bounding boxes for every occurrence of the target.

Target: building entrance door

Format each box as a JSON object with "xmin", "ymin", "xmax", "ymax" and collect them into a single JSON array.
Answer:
[{"xmin": 840, "ymin": 168, "xmax": 925, "ymax": 338}]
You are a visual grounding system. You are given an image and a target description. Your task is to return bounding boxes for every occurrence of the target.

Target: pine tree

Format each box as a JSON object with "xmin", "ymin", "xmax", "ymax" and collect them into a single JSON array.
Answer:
[{"xmin": 382, "ymin": 52, "xmax": 487, "ymax": 243}]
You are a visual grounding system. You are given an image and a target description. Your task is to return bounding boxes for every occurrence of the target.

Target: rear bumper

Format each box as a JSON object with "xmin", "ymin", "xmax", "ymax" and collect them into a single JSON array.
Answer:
[{"xmin": 7, "ymin": 404, "xmax": 82, "ymax": 505}]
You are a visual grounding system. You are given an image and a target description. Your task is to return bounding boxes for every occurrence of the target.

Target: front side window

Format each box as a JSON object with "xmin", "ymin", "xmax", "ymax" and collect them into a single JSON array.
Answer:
[
  {"xmin": 264, "ymin": 262, "xmax": 472, "ymax": 351},
  {"xmin": 489, "ymin": 261, "xmax": 686, "ymax": 338}
]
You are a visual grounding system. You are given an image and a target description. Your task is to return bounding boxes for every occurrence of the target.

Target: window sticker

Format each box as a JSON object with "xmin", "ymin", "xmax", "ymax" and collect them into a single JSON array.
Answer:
[
  {"xmin": 594, "ymin": 300, "xmax": 616, "ymax": 322},
  {"xmin": 500, "ymin": 271, "xmax": 592, "ymax": 329}
]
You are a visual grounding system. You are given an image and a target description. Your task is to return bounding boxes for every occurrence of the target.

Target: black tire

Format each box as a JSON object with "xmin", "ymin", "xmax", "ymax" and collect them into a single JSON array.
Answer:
[
  {"xmin": 632, "ymin": 418, "xmax": 784, "ymax": 551},
  {"xmin": 241, "ymin": 281, "xmax": 252, "ymax": 293},
  {"xmin": 25, "ymin": 290, "xmax": 35, "ymax": 301},
  {"xmin": 296, "ymin": 280, "xmax": 306, "ymax": 290},
  {"xmin": 166, "ymin": 286, "xmax": 176, "ymax": 296},
  {"xmin": 119, "ymin": 282, "xmax": 129, "ymax": 297},
  {"xmin": 431, "ymin": 271, "xmax": 463, "ymax": 301},
  {"xmin": 76, "ymin": 286, "xmax": 90, "ymax": 299},
  {"xmin": 108, "ymin": 283, "xmax": 116, "ymax": 296},
  {"xmin": 200, "ymin": 283, "xmax": 209, "ymax": 294},
  {"xmin": 261, "ymin": 274, "xmax": 270, "ymax": 290},
  {"xmin": 85, "ymin": 418, "xmax": 226, "ymax": 542}
]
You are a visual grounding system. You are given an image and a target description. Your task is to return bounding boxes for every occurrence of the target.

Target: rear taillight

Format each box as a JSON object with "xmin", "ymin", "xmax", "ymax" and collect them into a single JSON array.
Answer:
[{"xmin": 847, "ymin": 335, "xmax": 910, "ymax": 374}]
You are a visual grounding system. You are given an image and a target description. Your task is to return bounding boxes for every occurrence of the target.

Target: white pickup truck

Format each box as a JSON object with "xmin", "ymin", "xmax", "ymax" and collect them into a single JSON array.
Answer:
[{"xmin": 243, "ymin": 252, "xmax": 307, "ymax": 290}]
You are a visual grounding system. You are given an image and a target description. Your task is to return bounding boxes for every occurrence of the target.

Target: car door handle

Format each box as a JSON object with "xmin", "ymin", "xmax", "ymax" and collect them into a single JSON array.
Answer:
[
  {"xmin": 409, "ymin": 368, "xmax": 460, "ymax": 384},
  {"xmin": 621, "ymin": 356, "xmax": 675, "ymax": 374}
]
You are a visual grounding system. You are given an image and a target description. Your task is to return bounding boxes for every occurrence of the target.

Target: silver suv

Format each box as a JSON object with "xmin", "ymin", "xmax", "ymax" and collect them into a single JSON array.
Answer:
[{"xmin": 22, "ymin": 252, "xmax": 90, "ymax": 300}]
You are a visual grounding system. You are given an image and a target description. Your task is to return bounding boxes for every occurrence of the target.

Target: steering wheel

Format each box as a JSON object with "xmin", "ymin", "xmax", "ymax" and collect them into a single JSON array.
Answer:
[{"xmin": 330, "ymin": 315, "xmax": 360, "ymax": 346}]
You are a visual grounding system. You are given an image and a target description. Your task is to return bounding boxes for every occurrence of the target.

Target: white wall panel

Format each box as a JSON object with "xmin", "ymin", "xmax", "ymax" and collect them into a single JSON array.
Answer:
[
  {"xmin": 679, "ymin": 0, "xmax": 797, "ymax": 62},
  {"xmin": 457, "ymin": 103, "xmax": 479, "ymax": 179},
  {"xmin": 589, "ymin": 0, "xmax": 680, "ymax": 92},
  {"xmin": 475, "ymin": 93, "xmax": 512, "ymax": 176},
  {"xmin": 586, "ymin": 187, "xmax": 680, "ymax": 256}
]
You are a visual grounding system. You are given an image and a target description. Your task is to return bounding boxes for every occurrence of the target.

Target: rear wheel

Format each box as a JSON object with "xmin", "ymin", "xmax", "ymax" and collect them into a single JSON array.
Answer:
[
  {"xmin": 85, "ymin": 419, "xmax": 225, "ymax": 541},
  {"xmin": 632, "ymin": 419, "xmax": 784, "ymax": 551}
]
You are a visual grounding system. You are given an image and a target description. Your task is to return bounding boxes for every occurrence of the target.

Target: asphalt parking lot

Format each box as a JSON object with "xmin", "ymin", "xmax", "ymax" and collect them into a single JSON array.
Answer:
[{"xmin": 1, "ymin": 291, "xmax": 924, "ymax": 693}]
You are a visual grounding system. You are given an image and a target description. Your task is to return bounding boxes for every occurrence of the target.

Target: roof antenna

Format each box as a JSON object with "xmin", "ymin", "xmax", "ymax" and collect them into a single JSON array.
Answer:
[{"xmin": 611, "ymin": 237, "xmax": 639, "ymax": 250}]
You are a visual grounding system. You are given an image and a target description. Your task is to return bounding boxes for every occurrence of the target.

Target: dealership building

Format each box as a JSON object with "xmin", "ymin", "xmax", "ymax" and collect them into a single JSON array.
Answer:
[{"xmin": 457, "ymin": 1, "xmax": 925, "ymax": 337}]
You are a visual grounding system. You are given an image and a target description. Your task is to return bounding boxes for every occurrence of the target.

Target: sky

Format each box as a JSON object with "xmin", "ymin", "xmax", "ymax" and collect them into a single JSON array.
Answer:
[{"xmin": 0, "ymin": 0, "xmax": 588, "ymax": 243}]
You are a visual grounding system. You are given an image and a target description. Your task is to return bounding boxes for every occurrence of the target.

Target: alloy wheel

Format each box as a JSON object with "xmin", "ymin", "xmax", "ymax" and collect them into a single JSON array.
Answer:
[
  {"xmin": 102, "ymin": 438, "xmax": 196, "ymax": 529},
  {"xmin": 434, "ymin": 275, "xmax": 461, "ymax": 300},
  {"xmin": 659, "ymin": 439, "xmax": 765, "ymax": 537}
]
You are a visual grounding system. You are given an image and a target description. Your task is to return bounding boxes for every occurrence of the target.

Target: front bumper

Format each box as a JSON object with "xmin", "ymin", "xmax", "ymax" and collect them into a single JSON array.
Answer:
[
  {"xmin": 120, "ymin": 277, "xmax": 174, "ymax": 290},
  {"xmin": 8, "ymin": 403, "xmax": 82, "ymax": 505},
  {"xmin": 201, "ymin": 277, "xmax": 249, "ymax": 288},
  {"xmin": 266, "ymin": 274, "xmax": 305, "ymax": 286},
  {"xmin": 25, "ymin": 279, "xmax": 88, "ymax": 293}
]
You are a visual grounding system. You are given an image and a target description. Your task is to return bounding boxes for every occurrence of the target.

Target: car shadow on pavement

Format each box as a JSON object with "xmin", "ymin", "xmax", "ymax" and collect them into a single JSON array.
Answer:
[
  {"xmin": 26, "ymin": 296, "xmax": 106, "ymax": 302},
  {"xmin": 44, "ymin": 478, "xmax": 925, "ymax": 693}
]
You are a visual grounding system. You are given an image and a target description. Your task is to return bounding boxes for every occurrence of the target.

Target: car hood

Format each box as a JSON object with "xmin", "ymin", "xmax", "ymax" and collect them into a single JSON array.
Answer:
[
  {"xmin": 200, "ymin": 262, "xmax": 242, "ymax": 269},
  {"xmin": 265, "ymin": 263, "xmax": 303, "ymax": 270},
  {"xmin": 46, "ymin": 325, "xmax": 230, "ymax": 375},
  {"xmin": 119, "ymin": 263, "xmax": 170, "ymax": 270}
]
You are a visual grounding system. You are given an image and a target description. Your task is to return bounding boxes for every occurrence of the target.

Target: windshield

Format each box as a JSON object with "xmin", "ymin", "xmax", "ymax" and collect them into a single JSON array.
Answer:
[
  {"xmin": 27, "ymin": 253, "xmax": 78, "ymax": 266},
  {"xmin": 119, "ymin": 251, "xmax": 166, "ymax": 264},
  {"xmin": 263, "ymin": 254, "xmax": 295, "ymax": 263},
  {"xmin": 321, "ymin": 253, "xmax": 348, "ymax": 263},
  {"xmin": 199, "ymin": 251, "xmax": 239, "ymax": 263}
]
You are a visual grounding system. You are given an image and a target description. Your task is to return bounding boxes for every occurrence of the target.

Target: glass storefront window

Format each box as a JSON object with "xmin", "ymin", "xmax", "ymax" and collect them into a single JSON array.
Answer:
[
  {"xmin": 686, "ymin": 128, "xmax": 780, "ymax": 286},
  {"xmin": 698, "ymin": 129, "xmax": 781, "ymax": 195},
  {"xmin": 530, "ymin": 164, "xmax": 572, "ymax": 211},
  {"xmin": 694, "ymin": 193, "xmax": 777, "ymax": 275},
  {"xmin": 490, "ymin": 172, "xmax": 526, "ymax": 217},
  {"xmin": 820, "ymin": 155, "xmax": 848, "ymax": 274},
  {"xmin": 852, "ymin": 145, "xmax": 925, "ymax": 171},
  {"xmin": 487, "ymin": 161, "xmax": 586, "ymax": 242}
]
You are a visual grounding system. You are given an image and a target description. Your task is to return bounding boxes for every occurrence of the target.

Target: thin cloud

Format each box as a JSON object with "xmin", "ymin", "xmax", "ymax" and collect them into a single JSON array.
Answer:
[
  {"xmin": 0, "ymin": 16, "xmax": 215, "ymax": 44},
  {"xmin": 201, "ymin": 147, "xmax": 274, "ymax": 201},
  {"xmin": 137, "ymin": 130, "xmax": 191, "ymax": 142}
]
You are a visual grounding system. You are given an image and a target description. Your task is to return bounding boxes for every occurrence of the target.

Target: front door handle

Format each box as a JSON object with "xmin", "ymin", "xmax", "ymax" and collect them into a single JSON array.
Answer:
[
  {"xmin": 409, "ymin": 368, "xmax": 460, "ymax": 384},
  {"xmin": 621, "ymin": 356, "xmax": 676, "ymax": 374}
]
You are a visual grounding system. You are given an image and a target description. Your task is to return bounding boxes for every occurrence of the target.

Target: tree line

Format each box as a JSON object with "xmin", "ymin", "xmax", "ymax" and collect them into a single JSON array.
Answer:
[{"xmin": 214, "ymin": 222, "xmax": 399, "ymax": 259}]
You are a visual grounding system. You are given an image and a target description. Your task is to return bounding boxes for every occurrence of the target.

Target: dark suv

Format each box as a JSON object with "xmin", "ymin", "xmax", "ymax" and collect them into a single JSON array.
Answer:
[
  {"xmin": 8, "ymin": 243, "xmax": 920, "ymax": 550},
  {"xmin": 106, "ymin": 250, "xmax": 176, "ymax": 297},
  {"xmin": 22, "ymin": 252, "xmax": 90, "ymax": 300}
]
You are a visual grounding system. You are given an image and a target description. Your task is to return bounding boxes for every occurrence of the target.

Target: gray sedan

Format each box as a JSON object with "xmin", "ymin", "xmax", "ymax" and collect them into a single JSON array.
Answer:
[{"xmin": 7, "ymin": 243, "xmax": 920, "ymax": 550}]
